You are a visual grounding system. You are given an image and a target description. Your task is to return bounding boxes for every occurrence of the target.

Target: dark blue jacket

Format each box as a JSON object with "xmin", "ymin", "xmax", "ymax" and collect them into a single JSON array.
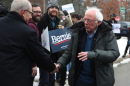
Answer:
[{"xmin": 0, "ymin": 12, "xmax": 55, "ymax": 86}]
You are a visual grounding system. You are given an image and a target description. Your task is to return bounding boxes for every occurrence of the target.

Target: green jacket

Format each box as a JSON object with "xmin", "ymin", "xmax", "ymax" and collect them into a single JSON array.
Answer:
[{"xmin": 57, "ymin": 21, "xmax": 120, "ymax": 86}]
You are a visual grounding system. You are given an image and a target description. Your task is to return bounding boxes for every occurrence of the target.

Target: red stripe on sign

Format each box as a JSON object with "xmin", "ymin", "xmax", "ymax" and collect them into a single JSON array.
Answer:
[{"xmin": 53, "ymin": 39, "xmax": 70, "ymax": 45}]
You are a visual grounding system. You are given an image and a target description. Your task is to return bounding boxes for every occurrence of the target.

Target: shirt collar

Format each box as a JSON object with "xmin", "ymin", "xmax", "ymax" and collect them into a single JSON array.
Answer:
[
  {"xmin": 49, "ymin": 16, "xmax": 56, "ymax": 21},
  {"xmin": 86, "ymin": 27, "xmax": 98, "ymax": 38}
]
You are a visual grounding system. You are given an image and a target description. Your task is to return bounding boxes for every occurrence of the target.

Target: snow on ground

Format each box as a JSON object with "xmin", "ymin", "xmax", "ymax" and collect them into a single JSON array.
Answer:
[
  {"xmin": 120, "ymin": 58, "xmax": 130, "ymax": 64},
  {"xmin": 113, "ymin": 37, "xmax": 130, "ymax": 67}
]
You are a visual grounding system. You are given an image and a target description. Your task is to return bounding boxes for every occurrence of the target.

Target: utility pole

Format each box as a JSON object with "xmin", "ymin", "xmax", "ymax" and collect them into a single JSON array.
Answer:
[
  {"xmin": 43, "ymin": 0, "xmax": 45, "ymax": 14},
  {"xmin": 119, "ymin": 0, "xmax": 121, "ymax": 21}
]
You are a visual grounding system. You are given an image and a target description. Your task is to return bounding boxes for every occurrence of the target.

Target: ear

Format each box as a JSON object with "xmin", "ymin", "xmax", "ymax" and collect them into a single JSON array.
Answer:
[
  {"xmin": 20, "ymin": 9, "xmax": 26, "ymax": 18},
  {"xmin": 97, "ymin": 21, "xmax": 101, "ymax": 26}
]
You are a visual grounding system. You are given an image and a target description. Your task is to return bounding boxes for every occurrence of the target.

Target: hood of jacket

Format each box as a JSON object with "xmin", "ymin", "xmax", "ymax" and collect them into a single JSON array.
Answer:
[{"xmin": 68, "ymin": 20, "xmax": 112, "ymax": 34}]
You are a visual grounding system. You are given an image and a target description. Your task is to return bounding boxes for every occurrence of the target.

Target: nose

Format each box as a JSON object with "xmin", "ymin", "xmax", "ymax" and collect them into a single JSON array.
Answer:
[{"xmin": 30, "ymin": 14, "xmax": 32, "ymax": 19}]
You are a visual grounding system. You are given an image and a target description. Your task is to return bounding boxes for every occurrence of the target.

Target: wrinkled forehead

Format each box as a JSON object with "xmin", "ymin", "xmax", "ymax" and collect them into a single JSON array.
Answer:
[{"xmin": 85, "ymin": 10, "xmax": 96, "ymax": 20}]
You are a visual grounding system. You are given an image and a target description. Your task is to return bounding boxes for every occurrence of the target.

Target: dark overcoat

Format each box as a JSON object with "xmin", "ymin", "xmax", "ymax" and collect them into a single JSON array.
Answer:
[{"xmin": 0, "ymin": 12, "xmax": 55, "ymax": 86}]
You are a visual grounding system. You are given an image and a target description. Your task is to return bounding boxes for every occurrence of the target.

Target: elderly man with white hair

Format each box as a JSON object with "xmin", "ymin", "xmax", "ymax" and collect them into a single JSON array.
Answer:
[
  {"xmin": 55, "ymin": 7, "xmax": 120, "ymax": 86},
  {"xmin": 0, "ymin": 0, "xmax": 58, "ymax": 86}
]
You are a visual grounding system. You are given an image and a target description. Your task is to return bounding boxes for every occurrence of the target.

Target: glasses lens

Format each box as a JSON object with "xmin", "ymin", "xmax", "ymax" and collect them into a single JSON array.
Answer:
[{"xmin": 33, "ymin": 11, "xmax": 42, "ymax": 14}]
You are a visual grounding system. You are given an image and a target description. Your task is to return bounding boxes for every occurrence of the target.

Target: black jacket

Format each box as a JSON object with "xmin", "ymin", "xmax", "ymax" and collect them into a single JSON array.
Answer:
[
  {"xmin": 107, "ymin": 19, "xmax": 118, "ymax": 23},
  {"xmin": 0, "ymin": 12, "xmax": 55, "ymax": 86}
]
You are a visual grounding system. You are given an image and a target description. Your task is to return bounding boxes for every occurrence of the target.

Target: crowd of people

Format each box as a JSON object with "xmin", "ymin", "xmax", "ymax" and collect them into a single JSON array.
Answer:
[{"xmin": 0, "ymin": 0, "xmax": 124, "ymax": 86}]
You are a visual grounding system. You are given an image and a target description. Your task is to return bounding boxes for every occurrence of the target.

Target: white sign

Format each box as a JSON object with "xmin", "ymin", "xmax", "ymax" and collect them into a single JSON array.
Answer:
[
  {"xmin": 112, "ymin": 24, "xmax": 120, "ymax": 33},
  {"xmin": 61, "ymin": 3, "xmax": 75, "ymax": 13},
  {"xmin": 41, "ymin": 27, "xmax": 50, "ymax": 52}
]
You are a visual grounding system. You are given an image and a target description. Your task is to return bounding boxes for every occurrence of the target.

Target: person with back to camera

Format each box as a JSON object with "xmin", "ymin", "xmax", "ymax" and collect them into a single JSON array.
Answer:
[{"xmin": 0, "ymin": 0, "xmax": 59, "ymax": 86}]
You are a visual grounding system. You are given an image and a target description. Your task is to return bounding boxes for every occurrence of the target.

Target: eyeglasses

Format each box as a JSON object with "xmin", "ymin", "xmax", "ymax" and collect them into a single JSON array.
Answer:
[
  {"xmin": 26, "ymin": 10, "xmax": 33, "ymax": 15},
  {"xmin": 83, "ymin": 18, "xmax": 97, "ymax": 23},
  {"xmin": 33, "ymin": 11, "xmax": 42, "ymax": 14}
]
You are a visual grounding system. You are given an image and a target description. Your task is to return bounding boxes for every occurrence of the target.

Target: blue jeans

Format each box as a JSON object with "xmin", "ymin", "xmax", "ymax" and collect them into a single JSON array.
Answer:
[
  {"xmin": 67, "ymin": 62, "xmax": 71, "ymax": 71},
  {"xmin": 75, "ymin": 78, "xmax": 96, "ymax": 86},
  {"xmin": 38, "ymin": 68, "xmax": 54, "ymax": 86}
]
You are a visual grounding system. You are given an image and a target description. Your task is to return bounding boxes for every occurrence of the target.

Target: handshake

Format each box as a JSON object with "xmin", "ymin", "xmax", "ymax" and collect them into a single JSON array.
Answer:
[{"xmin": 50, "ymin": 63, "xmax": 60, "ymax": 74}]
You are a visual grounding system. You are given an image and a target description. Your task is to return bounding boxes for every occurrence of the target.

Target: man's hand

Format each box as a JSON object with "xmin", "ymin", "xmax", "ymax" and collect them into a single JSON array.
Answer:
[
  {"xmin": 77, "ymin": 52, "xmax": 88, "ymax": 61},
  {"xmin": 61, "ymin": 26, "xmax": 64, "ymax": 29},
  {"xmin": 50, "ymin": 64, "xmax": 60, "ymax": 74},
  {"xmin": 32, "ymin": 66, "xmax": 37, "ymax": 77}
]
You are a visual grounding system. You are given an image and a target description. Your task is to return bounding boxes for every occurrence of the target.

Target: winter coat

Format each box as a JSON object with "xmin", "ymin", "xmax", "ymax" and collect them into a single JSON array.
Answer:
[
  {"xmin": 0, "ymin": 11, "xmax": 55, "ymax": 86},
  {"xmin": 57, "ymin": 20, "xmax": 120, "ymax": 86},
  {"xmin": 57, "ymin": 10, "xmax": 73, "ymax": 27},
  {"xmin": 28, "ymin": 19, "xmax": 39, "ymax": 67}
]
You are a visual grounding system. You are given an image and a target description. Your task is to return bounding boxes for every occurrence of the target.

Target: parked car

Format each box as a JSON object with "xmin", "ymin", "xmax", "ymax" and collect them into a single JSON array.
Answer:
[
  {"xmin": 114, "ymin": 22, "xmax": 129, "ymax": 39},
  {"xmin": 124, "ymin": 22, "xmax": 130, "ymax": 30}
]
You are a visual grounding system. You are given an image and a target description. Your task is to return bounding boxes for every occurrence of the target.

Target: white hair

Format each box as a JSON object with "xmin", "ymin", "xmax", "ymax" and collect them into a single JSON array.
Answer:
[
  {"xmin": 10, "ymin": 0, "xmax": 31, "ymax": 13},
  {"xmin": 85, "ymin": 6, "xmax": 103, "ymax": 22}
]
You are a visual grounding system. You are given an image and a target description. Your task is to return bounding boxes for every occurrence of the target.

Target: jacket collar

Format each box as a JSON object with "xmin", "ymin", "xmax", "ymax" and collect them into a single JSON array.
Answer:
[
  {"xmin": 7, "ymin": 11, "xmax": 27, "ymax": 25},
  {"xmin": 68, "ymin": 20, "xmax": 112, "ymax": 35},
  {"xmin": 44, "ymin": 12, "xmax": 60, "ymax": 23}
]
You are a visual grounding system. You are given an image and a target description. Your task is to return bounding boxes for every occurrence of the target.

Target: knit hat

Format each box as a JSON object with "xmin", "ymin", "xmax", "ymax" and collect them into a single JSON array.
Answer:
[
  {"xmin": 110, "ymin": 13, "xmax": 116, "ymax": 17},
  {"xmin": 46, "ymin": 1, "xmax": 59, "ymax": 10}
]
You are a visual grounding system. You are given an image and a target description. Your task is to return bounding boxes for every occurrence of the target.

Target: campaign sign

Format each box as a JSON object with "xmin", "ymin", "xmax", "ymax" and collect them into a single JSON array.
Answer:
[
  {"xmin": 61, "ymin": 3, "xmax": 75, "ymax": 13},
  {"xmin": 112, "ymin": 24, "xmax": 120, "ymax": 33},
  {"xmin": 49, "ymin": 27, "xmax": 71, "ymax": 53},
  {"xmin": 41, "ymin": 27, "xmax": 50, "ymax": 52}
]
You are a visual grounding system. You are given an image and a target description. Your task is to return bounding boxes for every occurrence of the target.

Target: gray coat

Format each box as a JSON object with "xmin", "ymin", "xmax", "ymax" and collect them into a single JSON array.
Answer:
[
  {"xmin": 57, "ymin": 21, "xmax": 120, "ymax": 86},
  {"xmin": 57, "ymin": 10, "xmax": 73, "ymax": 27}
]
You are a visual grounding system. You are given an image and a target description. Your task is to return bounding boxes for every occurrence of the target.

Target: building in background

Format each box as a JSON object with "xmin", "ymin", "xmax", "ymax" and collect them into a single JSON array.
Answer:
[{"xmin": 1, "ymin": 0, "xmax": 130, "ymax": 22}]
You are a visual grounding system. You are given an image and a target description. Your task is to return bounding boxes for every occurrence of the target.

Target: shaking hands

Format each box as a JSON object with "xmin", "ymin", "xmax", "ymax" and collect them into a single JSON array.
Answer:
[{"xmin": 50, "ymin": 63, "xmax": 60, "ymax": 74}]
